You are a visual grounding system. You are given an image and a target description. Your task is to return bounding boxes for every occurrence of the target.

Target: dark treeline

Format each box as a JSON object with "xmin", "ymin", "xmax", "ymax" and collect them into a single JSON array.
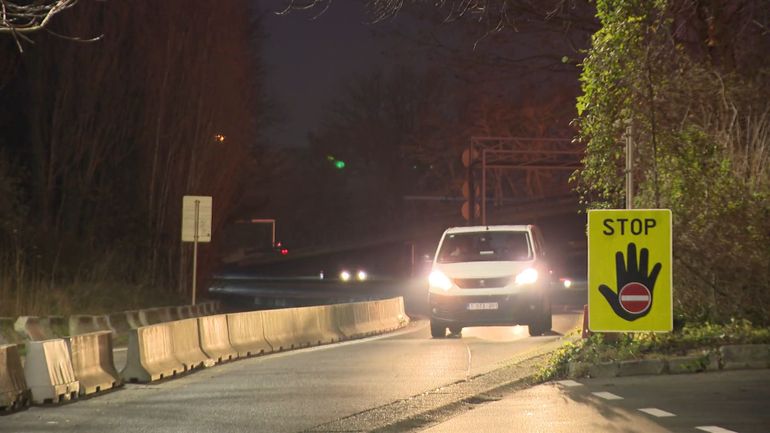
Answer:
[
  {"xmin": 264, "ymin": 3, "xmax": 590, "ymax": 249},
  {"xmin": 0, "ymin": 1, "xmax": 266, "ymax": 315}
]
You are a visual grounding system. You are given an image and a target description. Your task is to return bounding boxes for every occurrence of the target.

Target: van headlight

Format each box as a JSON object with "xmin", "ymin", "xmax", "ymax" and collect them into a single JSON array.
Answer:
[
  {"xmin": 429, "ymin": 270, "xmax": 453, "ymax": 291},
  {"xmin": 514, "ymin": 268, "xmax": 539, "ymax": 285},
  {"xmin": 356, "ymin": 270, "xmax": 368, "ymax": 281},
  {"xmin": 340, "ymin": 270, "xmax": 351, "ymax": 282}
]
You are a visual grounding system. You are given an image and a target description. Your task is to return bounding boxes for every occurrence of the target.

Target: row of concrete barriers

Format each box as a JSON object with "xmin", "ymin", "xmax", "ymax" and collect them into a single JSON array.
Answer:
[
  {"xmin": 121, "ymin": 297, "xmax": 409, "ymax": 382},
  {"xmin": 0, "ymin": 301, "xmax": 221, "ymax": 344},
  {"xmin": 0, "ymin": 330, "xmax": 119, "ymax": 410},
  {"xmin": 0, "ymin": 297, "xmax": 408, "ymax": 411}
]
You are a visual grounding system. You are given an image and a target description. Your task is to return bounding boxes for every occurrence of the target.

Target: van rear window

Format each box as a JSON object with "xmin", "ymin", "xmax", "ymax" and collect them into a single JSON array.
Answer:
[{"xmin": 437, "ymin": 231, "xmax": 532, "ymax": 263}]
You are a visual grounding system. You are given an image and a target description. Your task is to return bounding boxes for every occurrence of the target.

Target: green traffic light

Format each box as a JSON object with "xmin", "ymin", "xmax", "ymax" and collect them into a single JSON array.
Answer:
[{"xmin": 334, "ymin": 160, "xmax": 346, "ymax": 169}]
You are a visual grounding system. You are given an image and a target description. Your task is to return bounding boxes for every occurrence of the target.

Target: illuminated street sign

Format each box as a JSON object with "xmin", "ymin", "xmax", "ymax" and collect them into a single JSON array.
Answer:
[
  {"xmin": 182, "ymin": 196, "xmax": 212, "ymax": 243},
  {"xmin": 588, "ymin": 209, "xmax": 672, "ymax": 332}
]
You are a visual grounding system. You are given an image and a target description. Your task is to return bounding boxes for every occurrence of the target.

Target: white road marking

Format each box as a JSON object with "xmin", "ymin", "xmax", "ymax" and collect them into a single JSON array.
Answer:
[
  {"xmin": 465, "ymin": 344, "xmax": 473, "ymax": 380},
  {"xmin": 592, "ymin": 391, "xmax": 623, "ymax": 400},
  {"xmin": 638, "ymin": 408, "xmax": 675, "ymax": 417},
  {"xmin": 696, "ymin": 427, "xmax": 739, "ymax": 433},
  {"xmin": 556, "ymin": 380, "xmax": 583, "ymax": 387}
]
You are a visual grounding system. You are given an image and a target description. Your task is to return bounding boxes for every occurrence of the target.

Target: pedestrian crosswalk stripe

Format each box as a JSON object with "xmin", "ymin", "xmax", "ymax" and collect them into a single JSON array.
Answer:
[
  {"xmin": 556, "ymin": 380, "xmax": 583, "ymax": 387},
  {"xmin": 592, "ymin": 391, "xmax": 623, "ymax": 400},
  {"xmin": 696, "ymin": 427, "xmax": 738, "ymax": 433},
  {"xmin": 638, "ymin": 408, "xmax": 675, "ymax": 417}
]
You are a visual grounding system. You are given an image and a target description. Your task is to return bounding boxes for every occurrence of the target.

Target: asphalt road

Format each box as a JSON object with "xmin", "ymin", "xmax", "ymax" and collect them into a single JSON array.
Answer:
[
  {"xmin": 1, "ymin": 314, "xmax": 581, "ymax": 433},
  {"xmin": 422, "ymin": 370, "xmax": 770, "ymax": 433}
]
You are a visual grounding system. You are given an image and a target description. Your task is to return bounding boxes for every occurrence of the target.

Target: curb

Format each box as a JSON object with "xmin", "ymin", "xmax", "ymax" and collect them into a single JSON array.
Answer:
[
  {"xmin": 567, "ymin": 344, "xmax": 770, "ymax": 379},
  {"xmin": 306, "ymin": 334, "xmax": 576, "ymax": 433}
]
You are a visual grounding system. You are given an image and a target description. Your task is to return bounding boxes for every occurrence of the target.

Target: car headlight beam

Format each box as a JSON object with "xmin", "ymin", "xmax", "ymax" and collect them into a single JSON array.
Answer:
[
  {"xmin": 515, "ymin": 268, "xmax": 539, "ymax": 285},
  {"xmin": 340, "ymin": 270, "xmax": 351, "ymax": 282},
  {"xmin": 429, "ymin": 270, "xmax": 453, "ymax": 291}
]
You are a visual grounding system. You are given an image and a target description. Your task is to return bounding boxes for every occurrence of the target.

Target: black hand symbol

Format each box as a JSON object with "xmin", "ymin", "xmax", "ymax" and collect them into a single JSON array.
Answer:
[{"xmin": 599, "ymin": 242, "xmax": 662, "ymax": 321}]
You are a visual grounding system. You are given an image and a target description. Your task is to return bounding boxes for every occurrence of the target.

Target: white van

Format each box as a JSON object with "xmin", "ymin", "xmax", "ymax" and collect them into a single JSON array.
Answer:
[{"xmin": 428, "ymin": 225, "xmax": 553, "ymax": 338}]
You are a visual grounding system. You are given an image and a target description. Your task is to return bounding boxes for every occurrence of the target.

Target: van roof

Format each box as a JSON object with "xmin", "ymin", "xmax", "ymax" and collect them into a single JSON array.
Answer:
[{"xmin": 443, "ymin": 225, "xmax": 531, "ymax": 234}]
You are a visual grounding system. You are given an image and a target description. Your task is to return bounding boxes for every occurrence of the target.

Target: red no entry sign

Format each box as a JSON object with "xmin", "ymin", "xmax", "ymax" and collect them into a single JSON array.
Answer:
[{"xmin": 619, "ymin": 282, "xmax": 652, "ymax": 314}]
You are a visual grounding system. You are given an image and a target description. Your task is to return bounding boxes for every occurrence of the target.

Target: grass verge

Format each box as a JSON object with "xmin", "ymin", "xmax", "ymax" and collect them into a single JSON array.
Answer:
[{"xmin": 537, "ymin": 319, "xmax": 770, "ymax": 381}]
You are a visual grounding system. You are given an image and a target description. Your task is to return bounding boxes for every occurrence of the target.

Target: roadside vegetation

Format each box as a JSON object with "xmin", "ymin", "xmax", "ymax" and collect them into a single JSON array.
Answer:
[
  {"xmin": 538, "ymin": 320, "xmax": 770, "ymax": 381},
  {"xmin": 0, "ymin": 2, "xmax": 267, "ymax": 315},
  {"xmin": 574, "ymin": 0, "xmax": 770, "ymax": 325},
  {"xmin": 537, "ymin": 0, "xmax": 770, "ymax": 383}
]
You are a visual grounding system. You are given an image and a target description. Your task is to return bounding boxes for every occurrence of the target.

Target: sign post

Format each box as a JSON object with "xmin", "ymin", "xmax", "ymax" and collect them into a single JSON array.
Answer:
[
  {"xmin": 588, "ymin": 209, "xmax": 672, "ymax": 332},
  {"xmin": 182, "ymin": 195, "xmax": 212, "ymax": 306}
]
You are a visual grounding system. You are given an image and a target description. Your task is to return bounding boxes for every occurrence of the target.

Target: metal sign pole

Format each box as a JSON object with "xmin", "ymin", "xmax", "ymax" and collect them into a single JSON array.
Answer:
[
  {"xmin": 482, "ymin": 149, "xmax": 487, "ymax": 225},
  {"xmin": 626, "ymin": 125, "xmax": 634, "ymax": 210},
  {"xmin": 192, "ymin": 199, "xmax": 199, "ymax": 306}
]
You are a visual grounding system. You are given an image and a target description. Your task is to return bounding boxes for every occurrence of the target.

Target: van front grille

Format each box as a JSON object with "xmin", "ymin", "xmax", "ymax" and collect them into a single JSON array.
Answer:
[{"xmin": 452, "ymin": 276, "xmax": 511, "ymax": 289}]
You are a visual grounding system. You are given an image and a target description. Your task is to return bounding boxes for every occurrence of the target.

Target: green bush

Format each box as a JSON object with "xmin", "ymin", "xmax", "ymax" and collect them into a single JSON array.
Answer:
[{"xmin": 538, "ymin": 320, "xmax": 770, "ymax": 381}]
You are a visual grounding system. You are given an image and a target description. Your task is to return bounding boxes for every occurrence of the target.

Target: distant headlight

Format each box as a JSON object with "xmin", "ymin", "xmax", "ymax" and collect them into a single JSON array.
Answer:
[
  {"xmin": 562, "ymin": 278, "xmax": 572, "ymax": 288},
  {"xmin": 340, "ymin": 270, "xmax": 351, "ymax": 282},
  {"xmin": 356, "ymin": 270, "xmax": 368, "ymax": 281},
  {"xmin": 429, "ymin": 270, "xmax": 453, "ymax": 291},
  {"xmin": 515, "ymin": 268, "xmax": 539, "ymax": 285}
]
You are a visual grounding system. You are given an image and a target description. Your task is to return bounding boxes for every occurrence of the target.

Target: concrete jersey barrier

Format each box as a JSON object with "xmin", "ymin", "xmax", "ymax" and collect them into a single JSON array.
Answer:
[
  {"xmin": 0, "ymin": 344, "xmax": 30, "ymax": 411},
  {"xmin": 176, "ymin": 305, "xmax": 194, "ymax": 319},
  {"xmin": 377, "ymin": 298, "xmax": 408, "ymax": 331},
  {"xmin": 14, "ymin": 316, "xmax": 55, "ymax": 341},
  {"xmin": 198, "ymin": 315, "xmax": 238, "ymax": 363},
  {"xmin": 333, "ymin": 302, "xmax": 359, "ymax": 339},
  {"xmin": 353, "ymin": 301, "xmax": 381, "ymax": 337},
  {"xmin": 138, "ymin": 307, "xmax": 174, "ymax": 326},
  {"xmin": 43, "ymin": 316, "xmax": 68, "ymax": 337},
  {"xmin": 169, "ymin": 318, "xmax": 214, "ymax": 370},
  {"xmin": 191, "ymin": 304, "xmax": 206, "ymax": 317},
  {"xmin": 262, "ymin": 308, "xmax": 304, "ymax": 351},
  {"xmin": 295, "ymin": 306, "xmax": 333, "ymax": 347},
  {"xmin": 0, "ymin": 318, "xmax": 23, "ymax": 345},
  {"xmin": 69, "ymin": 315, "xmax": 111, "ymax": 336},
  {"xmin": 121, "ymin": 324, "xmax": 185, "ymax": 383},
  {"xmin": 226, "ymin": 311, "xmax": 271, "ymax": 357},
  {"xmin": 315, "ymin": 305, "xmax": 344, "ymax": 344},
  {"xmin": 125, "ymin": 310, "xmax": 143, "ymax": 329},
  {"xmin": 107, "ymin": 311, "xmax": 132, "ymax": 334},
  {"xmin": 24, "ymin": 339, "xmax": 80, "ymax": 404},
  {"xmin": 68, "ymin": 331, "xmax": 122, "ymax": 395}
]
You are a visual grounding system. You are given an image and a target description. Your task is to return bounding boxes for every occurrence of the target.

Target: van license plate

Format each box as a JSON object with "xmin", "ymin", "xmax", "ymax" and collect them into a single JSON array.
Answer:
[{"xmin": 467, "ymin": 302, "xmax": 499, "ymax": 310}]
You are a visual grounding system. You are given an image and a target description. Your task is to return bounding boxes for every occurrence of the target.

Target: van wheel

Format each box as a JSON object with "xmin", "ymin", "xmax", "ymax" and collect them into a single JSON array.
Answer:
[
  {"xmin": 528, "ymin": 318, "xmax": 547, "ymax": 336},
  {"xmin": 529, "ymin": 302, "xmax": 552, "ymax": 336},
  {"xmin": 430, "ymin": 320, "xmax": 447, "ymax": 338},
  {"xmin": 449, "ymin": 326, "xmax": 463, "ymax": 336}
]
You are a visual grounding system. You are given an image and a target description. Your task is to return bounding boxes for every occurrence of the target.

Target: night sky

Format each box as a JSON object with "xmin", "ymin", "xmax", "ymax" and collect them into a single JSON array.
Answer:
[{"xmin": 261, "ymin": 1, "xmax": 395, "ymax": 148}]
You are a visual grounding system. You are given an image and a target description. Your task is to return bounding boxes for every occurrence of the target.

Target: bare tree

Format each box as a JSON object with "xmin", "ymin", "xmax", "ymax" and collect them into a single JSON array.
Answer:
[{"xmin": 0, "ymin": 0, "xmax": 81, "ymax": 50}]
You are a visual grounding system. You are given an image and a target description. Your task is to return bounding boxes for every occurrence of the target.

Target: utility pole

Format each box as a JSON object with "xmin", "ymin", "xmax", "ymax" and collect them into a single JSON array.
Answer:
[{"xmin": 626, "ymin": 125, "xmax": 634, "ymax": 210}]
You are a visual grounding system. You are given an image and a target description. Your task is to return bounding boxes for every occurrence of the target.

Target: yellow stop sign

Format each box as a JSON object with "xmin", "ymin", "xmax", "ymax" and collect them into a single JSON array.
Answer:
[{"xmin": 588, "ymin": 209, "xmax": 673, "ymax": 332}]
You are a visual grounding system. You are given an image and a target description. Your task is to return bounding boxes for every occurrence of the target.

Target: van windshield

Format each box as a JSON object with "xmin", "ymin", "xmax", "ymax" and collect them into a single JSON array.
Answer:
[{"xmin": 437, "ymin": 231, "xmax": 532, "ymax": 263}]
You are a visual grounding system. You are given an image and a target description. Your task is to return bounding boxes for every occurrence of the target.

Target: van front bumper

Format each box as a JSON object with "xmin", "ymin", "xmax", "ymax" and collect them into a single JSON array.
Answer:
[{"xmin": 429, "ymin": 292, "xmax": 543, "ymax": 326}]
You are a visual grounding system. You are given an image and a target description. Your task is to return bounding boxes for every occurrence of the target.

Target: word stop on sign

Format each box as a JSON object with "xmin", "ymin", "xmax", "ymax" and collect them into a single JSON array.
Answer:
[{"xmin": 588, "ymin": 209, "xmax": 673, "ymax": 332}]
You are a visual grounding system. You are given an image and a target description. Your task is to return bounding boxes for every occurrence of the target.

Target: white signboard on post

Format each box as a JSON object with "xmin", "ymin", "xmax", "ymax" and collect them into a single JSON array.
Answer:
[
  {"xmin": 181, "ymin": 195, "xmax": 212, "ymax": 306},
  {"xmin": 182, "ymin": 196, "xmax": 212, "ymax": 243}
]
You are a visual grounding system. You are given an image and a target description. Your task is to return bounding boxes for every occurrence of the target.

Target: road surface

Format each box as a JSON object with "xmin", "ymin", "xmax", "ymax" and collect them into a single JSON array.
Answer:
[{"xmin": 2, "ymin": 314, "xmax": 579, "ymax": 433}]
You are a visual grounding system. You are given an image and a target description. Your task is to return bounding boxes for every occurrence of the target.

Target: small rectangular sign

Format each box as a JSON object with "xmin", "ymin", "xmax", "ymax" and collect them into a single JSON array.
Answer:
[
  {"xmin": 181, "ymin": 195, "xmax": 212, "ymax": 242},
  {"xmin": 588, "ymin": 209, "xmax": 672, "ymax": 332}
]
